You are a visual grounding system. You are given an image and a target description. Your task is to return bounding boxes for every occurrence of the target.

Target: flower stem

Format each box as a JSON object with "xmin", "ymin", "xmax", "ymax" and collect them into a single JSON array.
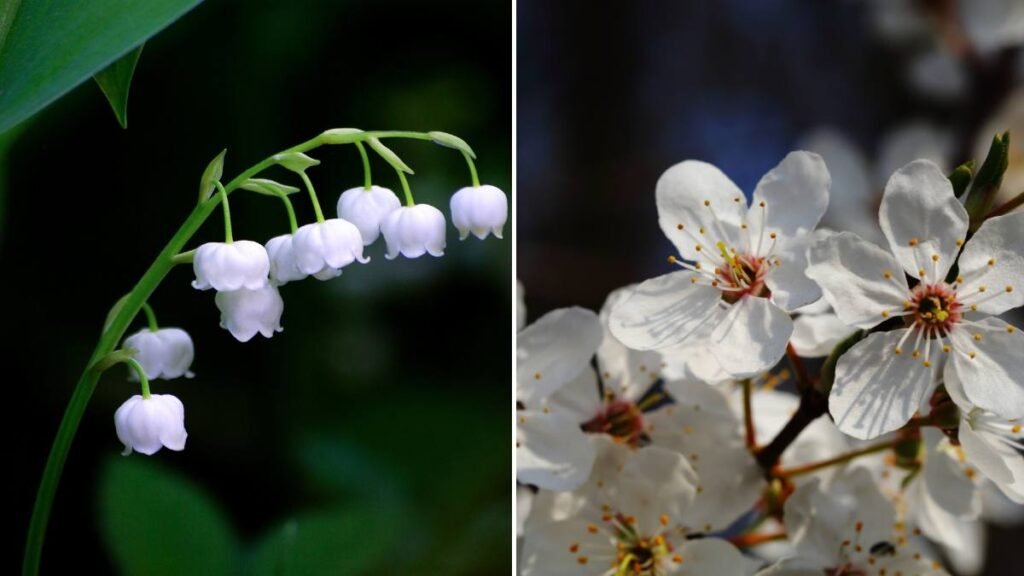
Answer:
[
  {"xmin": 742, "ymin": 378, "xmax": 756, "ymax": 450},
  {"xmin": 124, "ymin": 358, "xmax": 151, "ymax": 398},
  {"xmin": 754, "ymin": 387, "xmax": 828, "ymax": 477},
  {"xmin": 786, "ymin": 343, "xmax": 813, "ymax": 394},
  {"xmin": 279, "ymin": 194, "xmax": 298, "ymax": 233},
  {"xmin": 299, "ymin": 171, "xmax": 325, "ymax": 223},
  {"xmin": 463, "ymin": 151, "xmax": 480, "ymax": 187},
  {"xmin": 215, "ymin": 181, "xmax": 233, "ymax": 243},
  {"xmin": 140, "ymin": 302, "xmax": 159, "ymax": 331},
  {"xmin": 355, "ymin": 141, "xmax": 372, "ymax": 190},
  {"xmin": 396, "ymin": 168, "xmax": 415, "ymax": 207},
  {"xmin": 776, "ymin": 438, "xmax": 899, "ymax": 479},
  {"xmin": 985, "ymin": 189, "xmax": 1024, "ymax": 220}
]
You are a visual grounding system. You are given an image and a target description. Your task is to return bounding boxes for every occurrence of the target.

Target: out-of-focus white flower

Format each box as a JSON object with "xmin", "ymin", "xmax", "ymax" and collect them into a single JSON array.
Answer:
[
  {"xmin": 976, "ymin": 88, "xmax": 1024, "ymax": 211},
  {"xmin": 908, "ymin": 48, "xmax": 968, "ymax": 102},
  {"xmin": 265, "ymin": 234, "xmax": 306, "ymax": 286},
  {"xmin": 961, "ymin": 0, "xmax": 1024, "ymax": 53},
  {"xmin": 123, "ymin": 328, "xmax": 195, "ymax": 380},
  {"xmin": 291, "ymin": 219, "xmax": 368, "ymax": 280},
  {"xmin": 758, "ymin": 467, "xmax": 948, "ymax": 576},
  {"xmin": 215, "ymin": 285, "xmax": 284, "ymax": 342},
  {"xmin": 610, "ymin": 151, "xmax": 830, "ymax": 378},
  {"xmin": 806, "ymin": 160, "xmax": 1024, "ymax": 439},
  {"xmin": 516, "ymin": 279, "xmax": 527, "ymax": 331},
  {"xmin": 114, "ymin": 394, "xmax": 188, "ymax": 456},
  {"xmin": 875, "ymin": 122, "xmax": 953, "ymax": 188},
  {"xmin": 192, "ymin": 241, "xmax": 270, "ymax": 291},
  {"xmin": 450, "ymin": 184, "xmax": 508, "ymax": 240},
  {"xmin": 790, "ymin": 303, "xmax": 856, "ymax": 358},
  {"xmin": 380, "ymin": 204, "xmax": 447, "ymax": 260},
  {"xmin": 522, "ymin": 439, "xmax": 759, "ymax": 576},
  {"xmin": 336, "ymin": 185, "xmax": 401, "ymax": 245}
]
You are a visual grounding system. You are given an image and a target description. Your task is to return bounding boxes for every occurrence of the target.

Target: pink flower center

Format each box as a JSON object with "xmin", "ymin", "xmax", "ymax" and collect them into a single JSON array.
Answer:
[
  {"xmin": 581, "ymin": 400, "xmax": 645, "ymax": 445},
  {"xmin": 906, "ymin": 282, "xmax": 962, "ymax": 336}
]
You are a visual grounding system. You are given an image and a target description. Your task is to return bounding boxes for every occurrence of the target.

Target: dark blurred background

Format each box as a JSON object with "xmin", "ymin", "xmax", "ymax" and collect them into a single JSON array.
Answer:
[
  {"xmin": 5, "ymin": 0, "xmax": 511, "ymax": 573},
  {"xmin": 519, "ymin": 1, "xmax": 1021, "ymax": 575}
]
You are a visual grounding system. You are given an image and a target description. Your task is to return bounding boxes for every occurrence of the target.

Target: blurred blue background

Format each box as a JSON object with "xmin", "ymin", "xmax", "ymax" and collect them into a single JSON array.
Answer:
[{"xmin": 5, "ymin": 0, "xmax": 511, "ymax": 573}]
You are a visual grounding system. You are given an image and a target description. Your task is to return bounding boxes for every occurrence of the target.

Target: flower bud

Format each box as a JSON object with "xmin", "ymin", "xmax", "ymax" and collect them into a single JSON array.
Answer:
[
  {"xmin": 380, "ymin": 204, "xmax": 446, "ymax": 260},
  {"xmin": 265, "ymin": 234, "xmax": 307, "ymax": 286},
  {"xmin": 450, "ymin": 185, "xmax": 508, "ymax": 240},
  {"xmin": 192, "ymin": 241, "xmax": 270, "ymax": 291},
  {"xmin": 114, "ymin": 394, "xmax": 187, "ymax": 456},
  {"xmin": 291, "ymin": 219, "xmax": 369, "ymax": 279},
  {"xmin": 336, "ymin": 185, "xmax": 402, "ymax": 245},
  {"xmin": 123, "ymin": 328, "xmax": 195, "ymax": 380},
  {"xmin": 215, "ymin": 285, "xmax": 284, "ymax": 342}
]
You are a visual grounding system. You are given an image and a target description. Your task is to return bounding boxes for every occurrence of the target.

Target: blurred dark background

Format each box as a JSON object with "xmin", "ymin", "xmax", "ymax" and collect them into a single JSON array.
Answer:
[
  {"xmin": 519, "ymin": 1, "xmax": 1021, "ymax": 575},
  {"xmin": 4, "ymin": 0, "xmax": 511, "ymax": 573}
]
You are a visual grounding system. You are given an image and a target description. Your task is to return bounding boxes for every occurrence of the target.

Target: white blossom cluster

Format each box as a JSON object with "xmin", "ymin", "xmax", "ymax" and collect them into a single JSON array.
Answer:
[
  {"xmin": 517, "ymin": 151, "xmax": 1023, "ymax": 575},
  {"xmin": 115, "ymin": 180, "xmax": 507, "ymax": 457}
]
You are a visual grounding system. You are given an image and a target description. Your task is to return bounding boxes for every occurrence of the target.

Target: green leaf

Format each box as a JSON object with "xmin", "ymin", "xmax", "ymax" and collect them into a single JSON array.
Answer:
[
  {"xmin": 273, "ymin": 152, "xmax": 321, "ymax": 173},
  {"xmin": 964, "ymin": 131, "xmax": 1010, "ymax": 230},
  {"xmin": 428, "ymin": 131, "xmax": 476, "ymax": 159},
  {"xmin": 93, "ymin": 44, "xmax": 143, "ymax": 129},
  {"xmin": 99, "ymin": 457, "xmax": 238, "ymax": 576},
  {"xmin": 319, "ymin": 127, "xmax": 364, "ymax": 144},
  {"xmin": 0, "ymin": 0, "xmax": 204, "ymax": 135},
  {"xmin": 947, "ymin": 159, "xmax": 975, "ymax": 198},
  {"xmin": 240, "ymin": 178, "xmax": 301, "ymax": 197},
  {"xmin": 249, "ymin": 505, "xmax": 398, "ymax": 576},
  {"xmin": 198, "ymin": 149, "xmax": 226, "ymax": 202},
  {"xmin": 367, "ymin": 137, "xmax": 414, "ymax": 174}
]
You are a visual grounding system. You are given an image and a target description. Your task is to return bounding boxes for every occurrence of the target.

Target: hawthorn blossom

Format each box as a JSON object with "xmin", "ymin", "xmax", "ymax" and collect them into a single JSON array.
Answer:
[
  {"xmin": 610, "ymin": 152, "xmax": 830, "ymax": 378},
  {"xmin": 450, "ymin": 184, "xmax": 508, "ymax": 240},
  {"xmin": 215, "ymin": 285, "xmax": 284, "ymax": 342},
  {"xmin": 336, "ymin": 185, "xmax": 401, "ymax": 245},
  {"xmin": 522, "ymin": 439, "xmax": 759, "ymax": 576},
  {"xmin": 291, "ymin": 218, "xmax": 368, "ymax": 280},
  {"xmin": 122, "ymin": 328, "xmax": 195, "ymax": 380},
  {"xmin": 806, "ymin": 159, "xmax": 1024, "ymax": 439},
  {"xmin": 380, "ymin": 204, "xmax": 447, "ymax": 259},
  {"xmin": 191, "ymin": 240, "xmax": 270, "ymax": 291},
  {"xmin": 114, "ymin": 394, "xmax": 188, "ymax": 456}
]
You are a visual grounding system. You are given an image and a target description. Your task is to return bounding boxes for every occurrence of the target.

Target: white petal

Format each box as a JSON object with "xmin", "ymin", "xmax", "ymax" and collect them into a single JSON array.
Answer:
[
  {"xmin": 597, "ymin": 285, "xmax": 667, "ymax": 400},
  {"xmin": 449, "ymin": 185, "xmax": 508, "ymax": 240},
  {"xmin": 806, "ymin": 231, "xmax": 909, "ymax": 330},
  {"xmin": 676, "ymin": 539, "xmax": 759, "ymax": 576},
  {"xmin": 544, "ymin": 365, "xmax": 602, "ymax": 424},
  {"xmin": 829, "ymin": 329, "xmax": 939, "ymax": 440},
  {"xmin": 922, "ymin": 430, "xmax": 981, "ymax": 518},
  {"xmin": 517, "ymin": 307, "xmax": 602, "ymax": 405},
  {"xmin": 955, "ymin": 212, "xmax": 1024, "ymax": 315},
  {"xmin": 709, "ymin": 296, "xmax": 793, "ymax": 378},
  {"xmin": 657, "ymin": 160, "xmax": 746, "ymax": 262},
  {"xmin": 520, "ymin": 516, "xmax": 612, "ymax": 576},
  {"xmin": 516, "ymin": 410, "xmax": 596, "ymax": 491},
  {"xmin": 756, "ymin": 557, "xmax": 826, "ymax": 576},
  {"xmin": 608, "ymin": 271, "xmax": 723, "ymax": 351},
  {"xmin": 791, "ymin": 312, "xmax": 854, "ymax": 358},
  {"xmin": 215, "ymin": 286, "xmax": 285, "ymax": 343},
  {"xmin": 336, "ymin": 185, "xmax": 401, "ymax": 245},
  {"xmin": 765, "ymin": 234, "xmax": 822, "ymax": 311},
  {"xmin": 750, "ymin": 151, "xmax": 830, "ymax": 239},
  {"xmin": 959, "ymin": 420, "xmax": 1014, "ymax": 487},
  {"xmin": 879, "ymin": 159, "xmax": 967, "ymax": 280},
  {"xmin": 947, "ymin": 318, "xmax": 1024, "ymax": 419},
  {"xmin": 613, "ymin": 446, "xmax": 698, "ymax": 535}
]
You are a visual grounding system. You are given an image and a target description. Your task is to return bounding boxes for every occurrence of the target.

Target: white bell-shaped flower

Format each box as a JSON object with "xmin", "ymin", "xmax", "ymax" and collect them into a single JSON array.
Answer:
[
  {"xmin": 122, "ymin": 328, "xmax": 195, "ymax": 380},
  {"xmin": 291, "ymin": 219, "xmax": 368, "ymax": 280},
  {"xmin": 380, "ymin": 204, "xmax": 446, "ymax": 260},
  {"xmin": 192, "ymin": 241, "xmax": 270, "ymax": 291},
  {"xmin": 114, "ymin": 394, "xmax": 188, "ymax": 456},
  {"xmin": 450, "ymin": 184, "xmax": 508, "ymax": 240},
  {"xmin": 215, "ymin": 285, "xmax": 284, "ymax": 342},
  {"xmin": 336, "ymin": 185, "xmax": 401, "ymax": 245},
  {"xmin": 265, "ymin": 234, "xmax": 307, "ymax": 286}
]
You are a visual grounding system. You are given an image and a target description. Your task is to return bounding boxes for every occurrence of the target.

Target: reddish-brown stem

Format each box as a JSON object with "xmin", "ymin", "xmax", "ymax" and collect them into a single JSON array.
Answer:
[
  {"xmin": 985, "ymin": 190, "xmax": 1024, "ymax": 220},
  {"xmin": 742, "ymin": 379, "xmax": 756, "ymax": 449},
  {"xmin": 754, "ymin": 388, "xmax": 828, "ymax": 477},
  {"xmin": 728, "ymin": 530, "xmax": 787, "ymax": 548},
  {"xmin": 776, "ymin": 438, "xmax": 900, "ymax": 479},
  {"xmin": 786, "ymin": 343, "xmax": 814, "ymax": 393}
]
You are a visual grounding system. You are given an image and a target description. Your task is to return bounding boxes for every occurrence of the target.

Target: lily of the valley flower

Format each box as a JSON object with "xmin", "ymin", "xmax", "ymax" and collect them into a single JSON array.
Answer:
[
  {"xmin": 192, "ymin": 240, "xmax": 270, "ymax": 291},
  {"xmin": 450, "ymin": 184, "xmax": 508, "ymax": 240},
  {"xmin": 265, "ymin": 234, "xmax": 306, "ymax": 286},
  {"xmin": 336, "ymin": 185, "xmax": 401, "ymax": 245},
  {"xmin": 806, "ymin": 159, "xmax": 1024, "ymax": 439},
  {"xmin": 380, "ymin": 204, "xmax": 447, "ymax": 259},
  {"xmin": 114, "ymin": 394, "xmax": 188, "ymax": 456},
  {"xmin": 291, "ymin": 218, "xmax": 368, "ymax": 280},
  {"xmin": 122, "ymin": 328, "xmax": 195, "ymax": 380},
  {"xmin": 215, "ymin": 285, "xmax": 284, "ymax": 342},
  {"xmin": 610, "ymin": 151, "xmax": 831, "ymax": 378}
]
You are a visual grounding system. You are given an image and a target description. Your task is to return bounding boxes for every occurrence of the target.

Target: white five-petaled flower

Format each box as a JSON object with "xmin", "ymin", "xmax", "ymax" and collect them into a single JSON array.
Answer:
[
  {"xmin": 215, "ymin": 285, "xmax": 284, "ymax": 342},
  {"xmin": 450, "ymin": 184, "xmax": 508, "ymax": 240},
  {"xmin": 380, "ymin": 204, "xmax": 447, "ymax": 260},
  {"xmin": 336, "ymin": 185, "xmax": 402, "ymax": 245},
  {"xmin": 521, "ymin": 439, "xmax": 759, "ymax": 576},
  {"xmin": 192, "ymin": 240, "xmax": 270, "ymax": 291},
  {"xmin": 806, "ymin": 159, "xmax": 1024, "ymax": 439},
  {"xmin": 610, "ymin": 151, "xmax": 831, "ymax": 378},
  {"xmin": 265, "ymin": 234, "xmax": 306, "ymax": 286},
  {"xmin": 114, "ymin": 394, "xmax": 188, "ymax": 456},
  {"xmin": 122, "ymin": 328, "xmax": 195, "ymax": 380},
  {"xmin": 291, "ymin": 218, "xmax": 369, "ymax": 280}
]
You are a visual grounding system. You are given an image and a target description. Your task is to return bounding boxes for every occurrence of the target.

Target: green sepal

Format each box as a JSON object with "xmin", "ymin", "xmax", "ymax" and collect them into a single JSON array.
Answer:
[
  {"xmin": 816, "ymin": 329, "xmax": 865, "ymax": 397},
  {"xmin": 429, "ymin": 131, "xmax": 476, "ymax": 159},
  {"xmin": 947, "ymin": 159, "xmax": 975, "ymax": 198},
  {"xmin": 239, "ymin": 178, "xmax": 300, "ymax": 197},
  {"xmin": 272, "ymin": 152, "xmax": 320, "ymax": 173},
  {"xmin": 367, "ymin": 137, "xmax": 413, "ymax": 174},
  {"xmin": 93, "ymin": 44, "xmax": 144, "ymax": 129},
  {"xmin": 319, "ymin": 128, "xmax": 364, "ymax": 144},
  {"xmin": 198, "ymin": 149, "xmax": 227, "ymax": 202},
  {"xmin": 964, "ymin": 131, "xmax": 1010, "ymax": 231},
  {"xmin": 103, "ymin": 294, "xmax": 132, "ymax": 332},
  {"xmin": 91, "ymin": 348, "xmax": 138, "ymax": 373}
]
